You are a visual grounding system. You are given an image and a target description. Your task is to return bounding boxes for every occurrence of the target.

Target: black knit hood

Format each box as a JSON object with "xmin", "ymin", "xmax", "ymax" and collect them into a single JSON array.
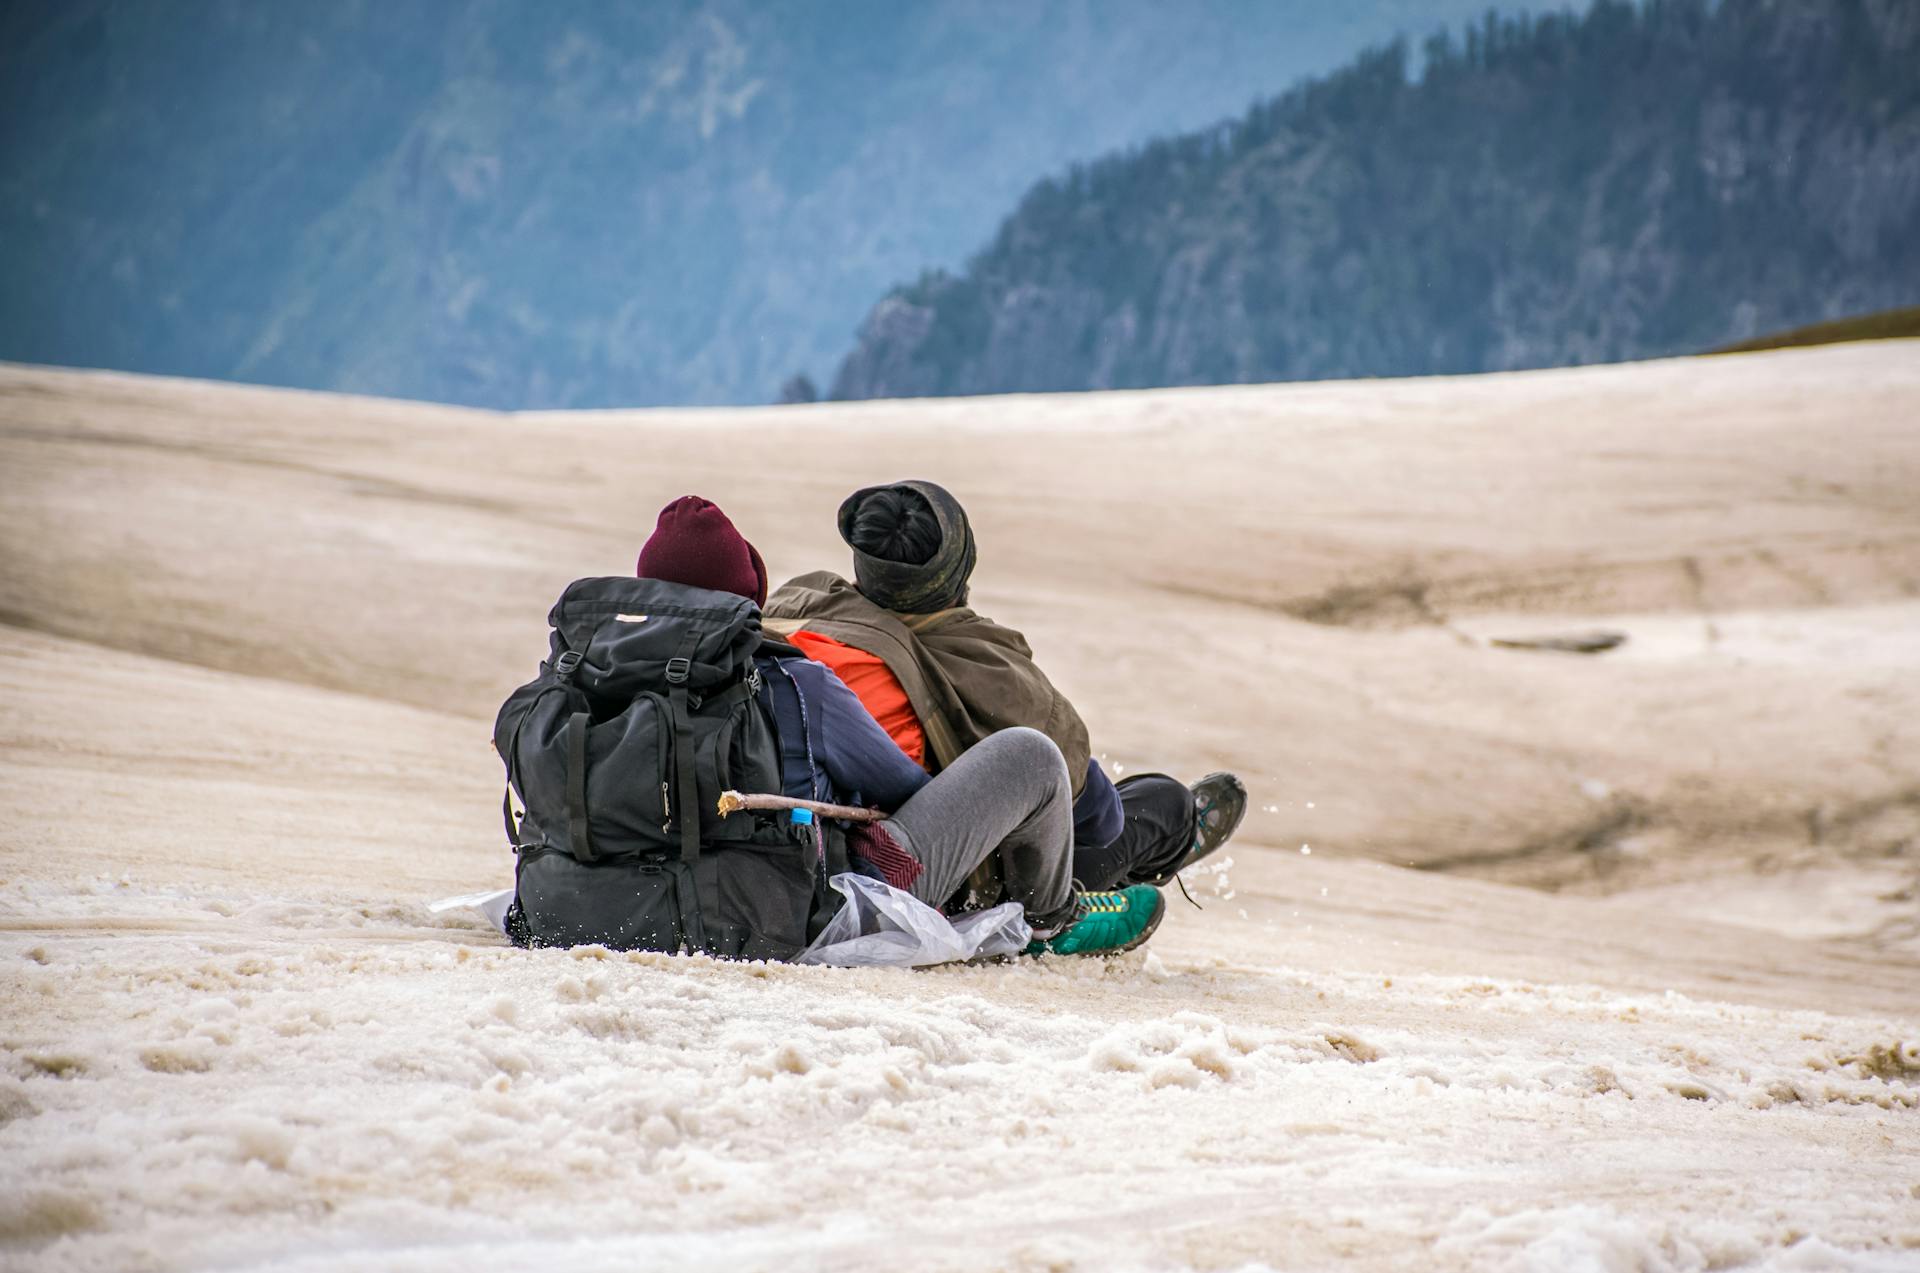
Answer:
[{"xmin": 836, "ymin": 480, "xmax": 977, "ymax": 614}]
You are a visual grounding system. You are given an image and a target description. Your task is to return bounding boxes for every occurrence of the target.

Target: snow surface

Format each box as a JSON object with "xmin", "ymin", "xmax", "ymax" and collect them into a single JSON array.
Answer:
[
  {"xmin": 3, "ymin": 346, "xmax": 1919, "ymax": 1269},
  {"xmin": 6, "ymin": 871, "xmax": 1918, "ymax": 1272}
]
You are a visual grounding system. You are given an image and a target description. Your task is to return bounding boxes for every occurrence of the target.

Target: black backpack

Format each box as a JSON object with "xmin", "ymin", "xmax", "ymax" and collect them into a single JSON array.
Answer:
[{"xmin": 492, "ymin": 576, "xmax": 820, "ymax": 960}]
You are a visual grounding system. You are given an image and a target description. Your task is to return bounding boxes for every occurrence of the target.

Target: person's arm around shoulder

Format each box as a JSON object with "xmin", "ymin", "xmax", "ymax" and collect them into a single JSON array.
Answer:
[
  {"xmin": 916, "ymin": 608, "xmax": 1097, "ymax": 797},
  {"xmin": 802, "ymin": 660, "xmax": 931, "ymax": 812}
]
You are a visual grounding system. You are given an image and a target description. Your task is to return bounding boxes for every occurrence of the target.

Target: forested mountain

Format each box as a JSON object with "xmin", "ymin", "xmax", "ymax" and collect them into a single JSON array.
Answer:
[
  {"xmin": 830, "ymin": 0, "xmax": 1920, "ymax": 401},
  {"xmin": 0, "ymin": 0, "xmax": 1547, "ymax": 409}
]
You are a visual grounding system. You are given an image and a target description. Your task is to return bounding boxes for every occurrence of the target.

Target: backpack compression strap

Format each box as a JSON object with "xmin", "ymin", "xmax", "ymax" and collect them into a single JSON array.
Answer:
[
  {"xmin": 664, "ymin": 632, "xmax": 720, "ymax": 954},
  {"xmin": 539, "ymin": 649, "xmax": 596, "ymax": 864},
  {"xmin": 666, "ymin": 675, "xmax": 700, "ymax": 866},
  {"xmin": 660, "ymin": 631, "xmax": 760, "ymax": 866},
  {"xmin": 565, "ymin": 710, "xmax": 596, "ymax": 862}
]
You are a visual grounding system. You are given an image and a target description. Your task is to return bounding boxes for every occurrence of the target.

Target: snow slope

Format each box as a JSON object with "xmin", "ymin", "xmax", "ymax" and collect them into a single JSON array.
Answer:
[{"xmin": 1, "ymin": 347, "xmax": 1917, "ymax": 1270}]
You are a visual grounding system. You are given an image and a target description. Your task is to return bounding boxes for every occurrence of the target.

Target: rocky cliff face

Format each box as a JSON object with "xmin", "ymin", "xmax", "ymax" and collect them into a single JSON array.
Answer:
[
  {"xmin": 831, "ymin": 0, "xmax": 1920, "ymax": 401},
  {"xmin": 2, "ymin": 0, "xmax": 1547, "ymax": 409}
]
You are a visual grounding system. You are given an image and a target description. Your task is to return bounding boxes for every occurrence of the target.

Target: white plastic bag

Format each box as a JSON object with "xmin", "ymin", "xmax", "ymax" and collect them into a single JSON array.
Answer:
[
  {"xmin": 427, "ymin": 874, "xmax": 1032, "ymax": 967},
  {"xmin": 428, "ymin": 887, "xmax": 515, "ymax": 934},
  {"xmin": 796, "ymin": 872, "xmax": 1032, "ymax": 968}
]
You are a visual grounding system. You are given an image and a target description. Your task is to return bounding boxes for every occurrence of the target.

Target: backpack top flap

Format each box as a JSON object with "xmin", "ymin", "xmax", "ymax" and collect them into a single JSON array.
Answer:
[{"xmin": 549, "ymin": 577, "xmax": 762, "ymax": 696}]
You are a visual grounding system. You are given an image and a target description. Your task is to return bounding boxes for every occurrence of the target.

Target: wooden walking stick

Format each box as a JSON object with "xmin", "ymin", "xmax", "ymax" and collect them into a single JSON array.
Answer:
[
  {"xmin": 716, "ymin": 791, "xmax": 884, "ymax": 861},
  {"xmin": 715, "ymin": 791, "xmax": 885, "ymax": 822}
]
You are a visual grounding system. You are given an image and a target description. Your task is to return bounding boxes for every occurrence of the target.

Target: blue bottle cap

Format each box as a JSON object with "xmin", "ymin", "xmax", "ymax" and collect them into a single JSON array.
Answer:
[{"xmin": 790, "ymin": 807, "xmax": 815, "ymax": 826}]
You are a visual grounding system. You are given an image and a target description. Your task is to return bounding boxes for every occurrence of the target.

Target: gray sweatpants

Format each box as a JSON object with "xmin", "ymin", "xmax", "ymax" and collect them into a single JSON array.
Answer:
[{"xmin": 879, "ymin": 727, "xmax": 1078, "ymax": 936}]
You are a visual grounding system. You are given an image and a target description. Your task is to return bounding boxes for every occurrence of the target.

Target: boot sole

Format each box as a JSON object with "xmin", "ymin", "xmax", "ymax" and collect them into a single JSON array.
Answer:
[{"xmin": 1106, "ymin": 889, "xmax": 1166, "ymax": 955}]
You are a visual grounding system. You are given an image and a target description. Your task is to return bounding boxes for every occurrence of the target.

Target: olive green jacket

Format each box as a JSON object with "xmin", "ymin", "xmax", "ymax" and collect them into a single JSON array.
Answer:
[{"xmin": 763, "ymin": 571, "xmax": 1092, "ymax": 798}]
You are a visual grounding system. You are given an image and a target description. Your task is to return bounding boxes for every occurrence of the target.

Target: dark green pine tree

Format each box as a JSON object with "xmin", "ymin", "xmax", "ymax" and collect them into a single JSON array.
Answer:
[{"xmin": 830, "ymin": 0, "xmax": 1919, "ymax": 401}]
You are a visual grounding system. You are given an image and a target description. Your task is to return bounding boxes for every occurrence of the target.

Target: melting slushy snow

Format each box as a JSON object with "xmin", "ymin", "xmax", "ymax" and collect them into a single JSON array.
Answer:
[
  {"xmin": 4, "ymin": 347, "xmax": 1920, "ymax": 1268},
  {"xmin": 3, "ymin": 876, "xmax": 1916, "ymax": 1272}
]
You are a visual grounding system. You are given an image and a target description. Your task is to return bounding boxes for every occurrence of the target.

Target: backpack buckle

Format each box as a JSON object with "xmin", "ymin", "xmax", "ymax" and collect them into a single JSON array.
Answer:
[
  {"xmin": 664, "ymin": 656, "xmax": 692, "ymax": 685},
  {"xmin": 552, "ymin": 650, "xmax": 583, "ymax": 679}
]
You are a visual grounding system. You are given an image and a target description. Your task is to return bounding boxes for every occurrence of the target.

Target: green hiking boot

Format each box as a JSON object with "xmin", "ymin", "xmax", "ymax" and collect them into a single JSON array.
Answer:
[
  {"xmin": 1026, "ymin": 885, "xmax": 1166, "ymax": 957},
  {"xmin": 1144, "ymin": 772, "xmax": 1248, "ymax": 886}
]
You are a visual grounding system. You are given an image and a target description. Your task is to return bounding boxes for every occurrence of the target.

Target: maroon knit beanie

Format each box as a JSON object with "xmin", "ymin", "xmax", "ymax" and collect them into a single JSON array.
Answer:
[{"xmin": 635, "ymin": 496, "xmax": 768, "ymax": 606}]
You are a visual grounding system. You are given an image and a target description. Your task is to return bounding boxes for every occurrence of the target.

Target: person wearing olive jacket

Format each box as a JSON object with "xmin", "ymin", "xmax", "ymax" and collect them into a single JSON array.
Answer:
[{"xmin": 763, "ymin": 479, "xmax": 1247, "ymax": 904}]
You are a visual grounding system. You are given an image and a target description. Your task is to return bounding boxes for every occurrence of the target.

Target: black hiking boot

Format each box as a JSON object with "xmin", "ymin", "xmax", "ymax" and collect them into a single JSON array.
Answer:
[{"xmin": 1144, "ymin": 772, "xmax": 1247, "ymax": 885}]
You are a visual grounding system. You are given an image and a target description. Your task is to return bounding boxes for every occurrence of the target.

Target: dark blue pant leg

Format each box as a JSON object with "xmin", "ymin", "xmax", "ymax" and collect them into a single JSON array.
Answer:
[{"xmin": 1070, "ymin": 773, "xmax": 1196, "ymax": 889}]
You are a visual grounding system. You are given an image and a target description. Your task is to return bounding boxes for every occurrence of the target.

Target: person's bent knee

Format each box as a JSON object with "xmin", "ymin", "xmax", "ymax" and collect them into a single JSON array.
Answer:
[
  {"xmin": 1124, "ymin": 773, "xmax": 1192, "ymax": 819},
  {"xmin": 987, "ymin": 726, "xmax": 1070, "ymax": 787}
]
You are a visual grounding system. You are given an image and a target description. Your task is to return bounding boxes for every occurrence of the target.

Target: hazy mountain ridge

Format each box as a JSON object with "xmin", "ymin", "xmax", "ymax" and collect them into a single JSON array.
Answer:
[
  {"xmin": 0, "ymin": 0, "xmax": 1547, "ymax": 408},
  {"xmin": 830, "ymin": 0, "xmax": 1920, "ymax": 401}
]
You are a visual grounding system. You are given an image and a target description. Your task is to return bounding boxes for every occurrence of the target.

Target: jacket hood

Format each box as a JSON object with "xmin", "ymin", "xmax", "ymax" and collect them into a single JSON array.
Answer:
[{"xmin": 836, "ymin": 480, "xmax": 976, "ymax": 614}]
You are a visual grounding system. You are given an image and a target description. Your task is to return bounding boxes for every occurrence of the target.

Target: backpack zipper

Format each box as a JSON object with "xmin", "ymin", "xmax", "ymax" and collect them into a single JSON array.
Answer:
[{"xmin": 647, "ymin": 691, "xmax": 673, "ymax": 836}]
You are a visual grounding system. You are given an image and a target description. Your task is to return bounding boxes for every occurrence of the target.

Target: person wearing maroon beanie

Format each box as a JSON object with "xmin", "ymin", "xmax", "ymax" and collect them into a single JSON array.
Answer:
[
  {"xmin": 622, "ymin": 495, "xmax": 1158, "ymax": 953},
  {"xmin": 635, "ymin": 495, "xmax": 769, "ymax": 606}
]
